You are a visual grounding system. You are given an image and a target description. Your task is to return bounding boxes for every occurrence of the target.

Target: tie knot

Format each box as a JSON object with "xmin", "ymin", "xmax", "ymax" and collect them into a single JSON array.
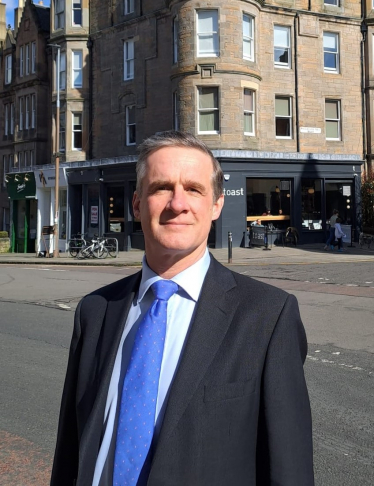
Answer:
[{"xmin": 151, "ymin": 280, "xmax": 178, "ymax": 301}]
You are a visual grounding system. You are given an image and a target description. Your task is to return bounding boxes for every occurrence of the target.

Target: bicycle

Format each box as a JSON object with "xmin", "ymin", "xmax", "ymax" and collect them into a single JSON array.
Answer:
[
  {"xmin": 100, "ymin": 236, "xmax": 118, "ymax": 258},
  {"xmin": 67, "ymin": 233, "xmax": 87, "ymax": 257},
  {"xmin": 76, "ymin": 236, "xmax": 108, "ymax": 259}
]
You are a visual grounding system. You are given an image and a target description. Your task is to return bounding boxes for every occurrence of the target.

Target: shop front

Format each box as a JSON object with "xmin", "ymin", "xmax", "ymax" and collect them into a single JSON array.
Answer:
[
  {"xmin": 34, "ymin": 167, "xmax": 68, "ymax": 253},
  {"xmin": 214, "ymin": 153, "xmax": 362, "ymax": 248},
  {"xmin": 6, "ymin": 172, "xmax": 37, "ymax": 253},
  {"xmin": 67, "ymin": 162, "xmax": 140, "ymax": 251}
]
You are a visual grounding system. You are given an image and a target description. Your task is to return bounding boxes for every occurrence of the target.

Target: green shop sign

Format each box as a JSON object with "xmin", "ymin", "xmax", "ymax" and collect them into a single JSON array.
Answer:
[{"xmin": 6, "ymin": 172, "xmax": 36, "ymax": 200}]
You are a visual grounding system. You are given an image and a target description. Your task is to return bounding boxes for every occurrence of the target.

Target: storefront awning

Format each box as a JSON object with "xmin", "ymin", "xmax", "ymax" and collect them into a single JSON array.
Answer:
[{"xmin": 5, "ymin": 172, "xmax": 36, "ymax": 200}]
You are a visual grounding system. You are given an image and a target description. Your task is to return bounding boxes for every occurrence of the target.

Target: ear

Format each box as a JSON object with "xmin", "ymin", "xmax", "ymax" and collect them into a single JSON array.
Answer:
[
  {"xmin": 212, "ymin": 194, "xmax": 224, "ymax": 221},
  {"xmin": 133, "ymin": 191, "xmax": 141, "ymax": 220}
]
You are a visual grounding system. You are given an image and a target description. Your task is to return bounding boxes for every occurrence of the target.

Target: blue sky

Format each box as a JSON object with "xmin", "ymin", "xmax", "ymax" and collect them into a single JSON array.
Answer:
[{"xmin": 5, "ymin": 0, "xmax": 51, "ymax": 28}]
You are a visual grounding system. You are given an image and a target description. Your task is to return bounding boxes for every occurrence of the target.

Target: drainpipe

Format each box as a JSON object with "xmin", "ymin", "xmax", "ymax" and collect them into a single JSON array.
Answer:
[
  {"xmin": 361, "ymin": 21, "xmax": 367, "ymax": 167},
  {"xmin": 87, "ymin": 37, "xmax": 93, "ymax": 160},
  {"xmin": 294, "ymin": 13, "xmax": 300, "ymax": 152}
]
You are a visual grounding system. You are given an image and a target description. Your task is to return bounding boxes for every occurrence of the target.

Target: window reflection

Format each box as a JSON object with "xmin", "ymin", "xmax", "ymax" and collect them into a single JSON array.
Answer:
[{"xmin": 301, "ymin": 179, "xmax": 322, "ymax": 230}]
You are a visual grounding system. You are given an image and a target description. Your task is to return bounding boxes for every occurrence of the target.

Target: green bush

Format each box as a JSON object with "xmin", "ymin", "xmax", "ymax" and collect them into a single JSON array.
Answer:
[
  {"xmin": 0, "ymin": 231, "xmax": 9, "ymax": 238},
  {"xmin": 361, "ymin": 169, "xmax": 374, "ymax": 229}
]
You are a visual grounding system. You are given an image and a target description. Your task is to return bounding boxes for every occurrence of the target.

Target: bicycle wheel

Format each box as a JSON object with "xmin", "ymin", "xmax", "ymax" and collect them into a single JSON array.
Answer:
[
  {"xmin": 68, "ymin": 240, "xmax": 79, "ymax": 257},
  {"xmin": 93, "ymin": 246, "xmax": 108, "ymax": 259},
  {"xmin": 107, "ymin": 243, "xmax": 117, "ymax": 258}
]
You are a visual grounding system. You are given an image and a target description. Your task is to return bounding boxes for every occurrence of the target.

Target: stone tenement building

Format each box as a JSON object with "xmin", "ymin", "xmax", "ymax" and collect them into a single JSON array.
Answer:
[{"xmin": 68, "ymin": 0, "xmax": 363, "ymax": 250}]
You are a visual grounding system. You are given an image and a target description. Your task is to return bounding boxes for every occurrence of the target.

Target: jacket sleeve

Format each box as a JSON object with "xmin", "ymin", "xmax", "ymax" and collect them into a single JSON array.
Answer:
[
  {"xmin": 256, "ymin": 294, "xmax": 315, "ymax": 486},
  {"xmin": 50, "ymin": 300, "xmax": 83, "ymax": 486}
]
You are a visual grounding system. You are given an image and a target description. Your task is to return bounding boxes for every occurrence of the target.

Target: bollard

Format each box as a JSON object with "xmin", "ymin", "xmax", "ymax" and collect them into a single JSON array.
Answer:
[{"xmin": 228, "ymin": 231, "xmax": 233, "ymax": 263}]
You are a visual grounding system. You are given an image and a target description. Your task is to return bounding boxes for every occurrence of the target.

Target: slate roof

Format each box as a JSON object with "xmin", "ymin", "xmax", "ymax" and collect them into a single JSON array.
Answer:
[{"xmin": 34, "ymin": 4, "xmax": 50, "ymax": 33}]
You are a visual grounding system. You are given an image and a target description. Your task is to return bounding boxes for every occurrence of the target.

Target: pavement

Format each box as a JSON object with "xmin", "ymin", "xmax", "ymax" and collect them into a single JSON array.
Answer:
[{"xmin": 1, "ymin": 243, "xmax": 374, "ymax": 266}]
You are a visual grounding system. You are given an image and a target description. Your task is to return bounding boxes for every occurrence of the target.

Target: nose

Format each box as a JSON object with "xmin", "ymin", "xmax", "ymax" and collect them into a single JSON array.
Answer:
[{"xmin": 168, "ymin": 186, "xmax": 189, "ymax": 213}]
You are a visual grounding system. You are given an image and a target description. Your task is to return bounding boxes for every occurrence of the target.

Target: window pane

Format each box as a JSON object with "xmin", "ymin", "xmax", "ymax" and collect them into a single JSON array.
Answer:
[
  {"xmin": 73, "ymin": 52, "xmax": 82, "ymax": 68},
  {"xmin": 127, "ymin": 105, "xmax": 135, "ymax": 124},
  {"xmin": 73, "ymin": 114, "xmax": 82, "ymax": 129},
  {"xmin": 324, "ymin": 33, "xmax": 337, "ymax": 50},
  {"xmin": 199, "ymin": 87, "xmax": 217, "ymax": 109},
  {"xmin": 276, "ymin": 118, "xmax": 290, "ymax": 137},
  {"xmin": 244, "ymin": 113, "xmax": 253, "ymax": 133},
  {"xmin": 326, "ymin": 120, "xmax": 339, "ymax": 138},
  {"xmin": 275, "ymin": 98, "xmax": 290, "ymax": 116},
  {"xmin": 326, "ymin": 101, "xmax": 338, "ymax": 119},
  {"xmin": 274, "ymin": 26, "xmax": 289, "ymax": 46},
  {"xmin": 198, "ymin": 11, "xmax": 218, "ymax": 32},
  {"xmin": 244, "ymin": 90, "xmax": 253, "ymax": 111},
  {"xmin": 200, "ymin": 111, "xmax": 218, "ymax": 131},
  {"xmin": 274, "ymin": 48, "xmax": 288, "ymax": 64},
  {"xmin": 324, "ymin": 53, "xmax": 336, "ymax": 69},
  {"xmin": 243, "ymin": 16, "xmax": 252, "ymax": 37},
  {"xmin": 74, "ymin": 132, "xmax": 82, "ymax": 148},
  {"xmin": 198, "ymin": 35, "xmax": 218, "ymax": 55}
]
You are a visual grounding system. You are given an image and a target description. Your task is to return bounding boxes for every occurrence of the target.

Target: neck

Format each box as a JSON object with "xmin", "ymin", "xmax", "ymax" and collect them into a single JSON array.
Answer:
[{"xmin": 145, "ymin": 245, "xmax": 207, "ymax": 279}]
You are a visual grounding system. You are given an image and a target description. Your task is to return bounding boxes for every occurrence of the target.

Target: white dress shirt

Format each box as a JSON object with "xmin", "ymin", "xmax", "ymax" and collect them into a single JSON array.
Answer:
[{"xmin": 92, "ymin": 249, "xmax": 211, "ymax": 486}]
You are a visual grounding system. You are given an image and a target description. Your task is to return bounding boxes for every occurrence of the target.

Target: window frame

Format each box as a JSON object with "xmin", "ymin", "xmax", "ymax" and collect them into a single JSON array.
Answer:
[
  {"xmin": 197, "ymin": 86, "xmax": 220, "ymax": 134},
  {"xmin": 25, "ymin": 44, "xmax": 30, "ymax": 75},
  {"xmin": 323, "ymin": 31, "xmax": 339, "ymax": 73},
  {"xmin": 5, "ymin": 54, "xmax": 12, "ymax": 84},
  {"xmin": 124, "ymin": 0, "xmax": 134, "ymax": 15},
  {"xmin": 196, "ymin": 10, "xmax": 219, "ymax": 58},
  {"xmin": 72, "ymin": 112, "xmax": 83, "ymax": 150},
  {"xmin": 20, "ymin": 46, "xmax": 24, "ymax": 77},
  {"xmin": 126, "ymin": 105, "xmax": 136, "ymax": 146},
  {"xmin": 243, "ymin": 14, "xmax": 254, "ymax": 61},
  {"xmin": 124, "ymin": 40, "xmax": 135, "ymax": 80},
  {"xmin": 173, "ymin": 17, "xmax": 179, "ymax": 64},
  {"xmin": 31, "ymin": 94, "xmax": 36, "ymax": 129},
  {"xmin": 72, "ymin": 50, "xmax": 83, "ymax": 88},
  {"xmin": 275, "ymin": 96, "xmax": 292, "ymax": 139},
  {"xmin": 10, "ymin": 103, "xmax": 14, "ymax": 135},
  {"xmin": 274, "ymin": 25, "xmax": 291, "ymax": 69},
  {"xmin": 58, "ymin": 51, "xmax": 66, "ymax": 90},
  {"xmin": 31, "ymin": 42, "xmax": 36, "ymax": 73},
  {"xmin": 54, "ymin": 0, "xmax": 65, "ymax": 30},
  {"xmin": 325, "ymin": 99, "xmax": 341, "ymax": 141},
  {"xmin": 25, "ymin": 96, "xmax": 30, "ymax": 130},
  {"xmin": 72, "ymin": 0, "xmax": 82, "ymax": 26},
  {"xmin": 173, "ymin": 90, "xmax": 180, "ymax": 130},
  {"xmin": 244, "ymin": 88, "xmax": 255, "ymax": 136},
  {"xmin": 5, "ymin": 104, "xmax": 9, "ymax": 136},
  {"xmin": 59, "ymin": 112, "xmax": 66, "ymax": 152},
  {"xmin": 19, "ymin": 97, "xmax": 24, "ymax": 131}
]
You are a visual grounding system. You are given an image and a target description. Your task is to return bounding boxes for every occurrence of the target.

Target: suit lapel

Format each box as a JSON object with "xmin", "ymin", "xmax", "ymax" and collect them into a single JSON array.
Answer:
[
  {"xmin": 153, "ymin": 257, "xmax": 239, "ymax": 464},
  {"xmin": 78, "ymin": 271, "xmax": 142, "ymax": 484}
]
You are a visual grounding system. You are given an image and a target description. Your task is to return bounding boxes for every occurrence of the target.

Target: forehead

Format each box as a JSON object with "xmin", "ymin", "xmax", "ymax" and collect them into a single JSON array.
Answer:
[{"xmin": 145, "ymin": 146, "xmax": 214, "ymax": 179}]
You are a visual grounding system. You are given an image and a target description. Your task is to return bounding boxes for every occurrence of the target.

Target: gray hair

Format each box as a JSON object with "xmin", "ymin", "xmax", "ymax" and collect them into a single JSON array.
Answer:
[{"xmin": 136, "ymin": 131, "xmax": 223, "ymax": 202}]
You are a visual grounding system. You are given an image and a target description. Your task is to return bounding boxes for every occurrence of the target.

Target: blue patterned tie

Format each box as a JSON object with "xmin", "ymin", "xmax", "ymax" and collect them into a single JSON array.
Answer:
[{"xmin": 113, "ymin": 279, "xmax": 179, "ymax": 485}]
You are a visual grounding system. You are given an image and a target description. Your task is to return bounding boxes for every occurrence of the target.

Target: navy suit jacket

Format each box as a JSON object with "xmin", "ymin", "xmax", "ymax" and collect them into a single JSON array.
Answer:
[{"xmin": 51, "ymin": 255, "xmax": 314, "ymax": 486}]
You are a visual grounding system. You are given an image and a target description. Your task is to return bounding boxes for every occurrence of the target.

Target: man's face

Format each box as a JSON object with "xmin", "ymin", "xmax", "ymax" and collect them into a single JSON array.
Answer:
[{"xmin": 133, "ymin": 146, "xmax": 224, "ymax": 261}]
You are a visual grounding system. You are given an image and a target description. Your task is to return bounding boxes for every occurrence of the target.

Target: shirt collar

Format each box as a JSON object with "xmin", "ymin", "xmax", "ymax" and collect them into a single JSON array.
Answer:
[{"xmin": 138, "ymin": 248, "xmax": 211, "ymax": 303}]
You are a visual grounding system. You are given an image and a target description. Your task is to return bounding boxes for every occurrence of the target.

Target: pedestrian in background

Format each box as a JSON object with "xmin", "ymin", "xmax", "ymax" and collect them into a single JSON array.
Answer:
[
  {"xmin": 334, "ymin": 217, "xmax": 346, "ymax": 252},
  {"xmin": 324, "ymin": 209, "xmax": 339, "ymax": 250}
]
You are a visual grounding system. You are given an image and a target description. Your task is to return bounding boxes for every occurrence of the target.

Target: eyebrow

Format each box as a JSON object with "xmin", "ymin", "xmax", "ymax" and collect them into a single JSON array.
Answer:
[{"xmin": 147, "ymin": 180, "xmax": 207, "ymax": 194}]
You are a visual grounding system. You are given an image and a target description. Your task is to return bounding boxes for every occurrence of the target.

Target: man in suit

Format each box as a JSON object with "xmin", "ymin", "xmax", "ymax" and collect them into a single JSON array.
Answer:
[{"xmin": 51, "ymin": 131, "xmax": 314, "ymax": 486}]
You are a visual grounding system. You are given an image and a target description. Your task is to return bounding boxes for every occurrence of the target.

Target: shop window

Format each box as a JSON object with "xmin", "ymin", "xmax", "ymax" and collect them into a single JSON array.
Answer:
[
  {"xmin": 59, "ymin": 189, "xmax": 67, "ymax": 238},
  {"xmin": 107, "ymin": 186, "xmax": 125, "ymax": 233},
  {"xmin": 198, "ymin": 86, "xmax": 219, "ymax": 134},
  {"xmin": 301, "ymin": 179, "xmax": 322, "ymax": 230},
  {"xmin": 246, "ymin": 178, "xmax": 291, "ymax": 229},
  {"xmin": 87, "ymin": 184, "xmax": 100, "ymax": 238},
  {"xmin": 197, "ymin": 10, "xmax": 219, "ymax": 57},
  {"xmin": 325, "ymin": 182, "xmax": 353, "ymax": 225}
]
